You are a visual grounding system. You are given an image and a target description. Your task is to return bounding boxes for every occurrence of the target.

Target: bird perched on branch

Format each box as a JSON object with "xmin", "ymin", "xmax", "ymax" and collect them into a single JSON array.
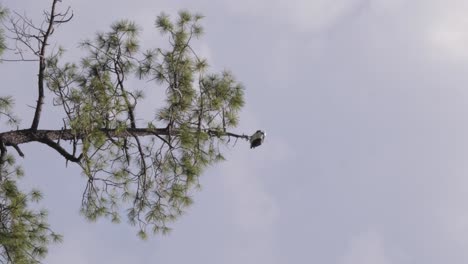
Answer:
[{"xmin": 250, "ymin": 130, "xmax": 266, "ymax": 149}]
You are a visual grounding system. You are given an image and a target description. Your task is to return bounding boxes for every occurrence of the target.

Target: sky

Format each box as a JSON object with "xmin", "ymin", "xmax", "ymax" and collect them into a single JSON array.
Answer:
[{"xmin": 2, "ymin": 0, "xmax": 468, "ymax": 263}]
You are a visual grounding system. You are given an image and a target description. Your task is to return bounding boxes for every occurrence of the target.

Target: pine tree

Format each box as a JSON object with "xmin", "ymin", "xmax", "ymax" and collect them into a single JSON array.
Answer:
[{"xmin": 0, "ymin": 1, "xmax": 255, "ymax": 263}]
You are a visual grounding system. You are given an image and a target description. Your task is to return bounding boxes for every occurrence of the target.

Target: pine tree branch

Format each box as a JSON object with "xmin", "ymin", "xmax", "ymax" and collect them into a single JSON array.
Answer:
[
  {"xmin": 34, "ymin": 136, "xmax": 81, "ymax": 162},
  {"xmin": 0, "ymin": 140, "xmax": 6, "ymax": 163},
  {"xmin": 10, "ymin": 144, "xmax": 24, "ymax": 157},
  {"xmin": 30, "ymin": 0, "xmax": 60, "ymax": 131},
  {"xmin": 0, "ymin": 128, "xmax": 169, "ymax": 145},
  {"xmin": 0, "ymin": 127, "xmax": 250, "ymax": 162},
  {"xmin": 0, "ymin": 128, "xmax": 249, "ymax": 146}
]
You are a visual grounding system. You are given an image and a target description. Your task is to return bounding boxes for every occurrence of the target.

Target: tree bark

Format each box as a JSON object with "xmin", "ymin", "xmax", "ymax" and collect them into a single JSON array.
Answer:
[
  {"xmin": 0, "ymin": 128, "xmax": 171, "ymax": 146},
  {"xmin": 0, "ymin": 128, "xmax": 249, "ymax": 157}
]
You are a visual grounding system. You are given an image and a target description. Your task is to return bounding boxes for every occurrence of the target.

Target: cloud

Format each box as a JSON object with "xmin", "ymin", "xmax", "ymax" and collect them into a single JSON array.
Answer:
[
  {"xmin": 367, "ymin": 0, "xmax": 406, "ymax": 14},
  {"xmin": 339, "ymin": 229, "xmax": 392, "ymax": 264},
  {"xmin": 219, "ymin": 151, "xmax": 280, "ymax": 264},
  {"xmin": 222, "ymin": 0, "xmax": 365, "ymax": 33},
  {"xmin": 425, "ymin": 0, "xmax": 468, "ymax": 60},
  {"xmin": 434, "ymin": 161, "xmax": 468, "ymax": 252},
  {"xmin": 223, "ymin": 162, "xmax": 279, "ymax": 232}
]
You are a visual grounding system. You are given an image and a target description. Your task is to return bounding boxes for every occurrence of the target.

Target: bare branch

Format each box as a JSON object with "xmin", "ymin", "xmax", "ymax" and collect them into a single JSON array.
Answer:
[
  {"xmin": 31, "ymin": 0, "xmax": 61, "ymax": 130},
  {"xmin": 0, "ymin": 128, "xmax": 168, "ymax": 146},
  {"xmin": 11, "ymin": 144, "xmax": 24, "ymax": 157},
  {"xmin": 0, "ymin": 140, "xmax": 6, "ymax": 163},
  {"xmin": 36, "ymin": 136, "xmax": 81, "ymax": 162},
  {"xmin": 0, "ymin": 58, "xmax": 38, "ymax": 62}
]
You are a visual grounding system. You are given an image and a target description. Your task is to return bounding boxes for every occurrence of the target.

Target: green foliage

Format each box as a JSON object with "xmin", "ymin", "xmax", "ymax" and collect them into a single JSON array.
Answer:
[
  {"xmin": 0, "ymin": 5, "xmax": 7, "ymax": 57},
  {"xmin": 0, "ymin": 7, "xmax": 17, "ymax": 129},
  {"xmin": 0, "ymin": 155, "xmax": 62, "ymax": 264},
  {"xmin": 0, "ymin": 96, "xmax": 19, "ymax": 127},
  {"xmin": 43, "ymin": 11, "xmax": 246, "ymax": 238},
  {"xmin": 0, "ymin": 5, "xmax": 246, "ymax": 263}
]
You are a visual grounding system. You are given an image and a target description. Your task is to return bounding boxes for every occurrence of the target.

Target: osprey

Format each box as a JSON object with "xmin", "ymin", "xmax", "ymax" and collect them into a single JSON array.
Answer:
[{"xmin": 250, "ymin": 130, "xmax": 266, "ymax": 149}]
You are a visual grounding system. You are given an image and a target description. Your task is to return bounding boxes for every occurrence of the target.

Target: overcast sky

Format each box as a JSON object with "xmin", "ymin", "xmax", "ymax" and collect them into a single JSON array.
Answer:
[{"xmin": 3, "ymin": 0, "xmax": 468, "ymax": 263}]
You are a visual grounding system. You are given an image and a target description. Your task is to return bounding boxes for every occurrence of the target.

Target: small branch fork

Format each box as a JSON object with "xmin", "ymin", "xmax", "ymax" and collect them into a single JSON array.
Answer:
[
  {"xmin": 30, "ymin": 0, "xmax": 73, "ymax": 131},
  {"xmin": 1, "ymin": 0, "xmax": 73, "ymax": 129}
]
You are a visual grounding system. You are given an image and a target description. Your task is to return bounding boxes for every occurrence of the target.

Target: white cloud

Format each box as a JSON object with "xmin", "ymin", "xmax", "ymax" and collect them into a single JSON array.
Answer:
[
  {"xmin": 223, "ymin": 164, "xmax": 279, "ymax": 232},
  {"xmin": 223, "ymin": 0, "xmax": 364, "ymax": 33},
  {"xmin": 339, "ymin": 229, "xmax": 392, "ymax": 264},
  {"xmin": 220, "ymin": 153, "xmax": 280, "ymax": 264},
  {"xmin": 435, "ymin": 166, "xmax": 468, "ymax": 249},
  {"xmin": 367, "ymin": 0, "xmax": 406, "ymax": 13},
  {"xmin": 426, "ymin": 0, "xmax": 468, "ymax": 60}
]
